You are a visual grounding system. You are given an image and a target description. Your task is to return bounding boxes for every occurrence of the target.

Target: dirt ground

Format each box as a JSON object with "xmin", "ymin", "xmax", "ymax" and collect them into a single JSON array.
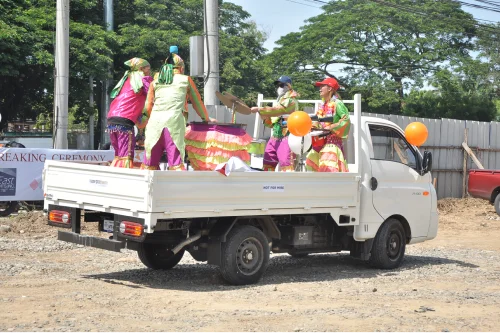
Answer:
[{"xmin": 1, "ymin": 198, "xmax": 500, "ymax": 332}]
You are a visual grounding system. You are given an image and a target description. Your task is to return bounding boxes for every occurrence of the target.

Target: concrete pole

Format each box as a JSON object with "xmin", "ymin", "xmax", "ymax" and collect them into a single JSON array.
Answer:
[
  {"xmin": 101, "ymin": 0, "xmax": 113, "ymax": 145},
  {"xmin": 203, "ymin": 0, "xmax": 219, "ymax": 106},
  {"xmin": 53, "ymin": 0, "xmax": 69, "ymax": 149},
  {"xmin": 89, "ymin": 76, "xmax": 94, "ymax": 150}
]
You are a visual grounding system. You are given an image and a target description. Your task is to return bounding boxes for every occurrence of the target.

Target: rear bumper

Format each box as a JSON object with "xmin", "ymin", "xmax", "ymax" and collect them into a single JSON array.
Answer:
[{"xmin": 58, "ymin": 230, "xmax": 125, "ymax": 252}]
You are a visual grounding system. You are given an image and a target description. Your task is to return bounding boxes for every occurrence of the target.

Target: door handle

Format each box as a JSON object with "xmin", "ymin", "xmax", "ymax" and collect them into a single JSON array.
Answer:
[{"xmin": 370, "ymin": 177, "xmax": 378, "ymax": 191}]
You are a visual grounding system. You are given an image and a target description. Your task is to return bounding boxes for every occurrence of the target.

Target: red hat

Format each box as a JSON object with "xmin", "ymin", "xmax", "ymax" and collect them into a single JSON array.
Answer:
[{"xmin": 314, "ymin": 77, "xmax": 340, "ymax": 91}]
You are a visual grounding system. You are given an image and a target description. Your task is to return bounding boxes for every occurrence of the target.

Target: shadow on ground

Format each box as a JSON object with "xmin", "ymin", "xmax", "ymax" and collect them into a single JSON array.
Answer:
[{"xmin": 84, "ymin": 252, "xmax": 478, "ymax": 291}]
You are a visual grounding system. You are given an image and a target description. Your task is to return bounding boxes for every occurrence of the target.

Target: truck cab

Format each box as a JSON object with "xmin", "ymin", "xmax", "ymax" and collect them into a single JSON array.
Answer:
[{"xmin": 43, "ymin": 94, "xmax": 438, "ymax": 285}]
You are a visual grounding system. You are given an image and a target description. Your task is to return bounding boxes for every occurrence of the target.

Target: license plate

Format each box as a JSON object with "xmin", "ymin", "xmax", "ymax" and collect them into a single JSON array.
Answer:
[{"xmin": 103, "ymin": 219, "xmax": 114, "ymax": 233}]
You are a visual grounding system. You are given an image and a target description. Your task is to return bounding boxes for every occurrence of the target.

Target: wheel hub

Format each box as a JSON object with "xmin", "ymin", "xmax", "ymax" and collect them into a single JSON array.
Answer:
[
  {"xmin": 236, "ymin": 237, "xmax": 263, "ymax": 276},
  {"xmin": 387, "ymin": 232, "xmax": 401, "ymax": 259}
]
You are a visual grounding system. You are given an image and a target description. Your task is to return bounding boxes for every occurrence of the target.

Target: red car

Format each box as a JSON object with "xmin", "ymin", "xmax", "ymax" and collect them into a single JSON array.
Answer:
[{"xmin": 468, "ymin": 169, "xmax": 500, "ymax": 216}]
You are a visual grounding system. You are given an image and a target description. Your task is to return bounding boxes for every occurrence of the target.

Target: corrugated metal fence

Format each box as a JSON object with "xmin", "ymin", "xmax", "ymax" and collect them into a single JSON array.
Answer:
[{"xmin": 362, "ymin": 113, "xmax": 500, "ymax": 199}]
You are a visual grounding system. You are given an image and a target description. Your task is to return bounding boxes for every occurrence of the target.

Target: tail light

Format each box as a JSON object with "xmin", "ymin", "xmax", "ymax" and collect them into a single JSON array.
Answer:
[
  {"xmin": 49, "ymin": 210, "xmax": 71, "ymax": 224},
  {"xmin": 119, "ymin": 221, "xmax": 143, "ymax": 237}
]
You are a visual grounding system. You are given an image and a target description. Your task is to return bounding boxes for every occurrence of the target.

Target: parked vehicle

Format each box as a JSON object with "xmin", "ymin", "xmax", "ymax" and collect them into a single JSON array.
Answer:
[
  {"xmin": 468, "ymin": 169, "xmax": 500, "ymax": 216},
  {"xmin": 43, "ymin": 94, "xmax": 438, "ymax": 285}
]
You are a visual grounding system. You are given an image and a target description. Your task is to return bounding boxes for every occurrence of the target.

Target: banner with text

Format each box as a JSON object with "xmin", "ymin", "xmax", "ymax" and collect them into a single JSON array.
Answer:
[{"xmin": 0, "ymin": 148, "xmax": 115, "ymax": 201}]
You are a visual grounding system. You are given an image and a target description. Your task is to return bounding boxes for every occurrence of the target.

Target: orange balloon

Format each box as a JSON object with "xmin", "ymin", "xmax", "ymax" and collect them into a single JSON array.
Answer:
[
  {"xmin": 287, "ymin": 111, "xmax": 312, "ymax": 137},
  {"xmin": 405, "ymin": 122, "xmax": 428, "ymax": 146}
]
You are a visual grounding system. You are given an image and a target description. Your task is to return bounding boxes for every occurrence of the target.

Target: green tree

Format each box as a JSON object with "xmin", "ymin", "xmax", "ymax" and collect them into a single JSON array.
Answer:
[
  {"xmin": 110, "ymin": 0, "xmax": 270, "ymax": 105},
  {"xmin": 0, "ymin": 0, "xmax": 115, "ymax": 127},
  {"xmin": 476, "ymin": 23, "xmax": 500, "ymax": 120},
  {"xmin": 403, "ymin": 65, "xmax": 497, "ymax": 121},
  {"xmin": 266, "ymin": 0, "xmax": 477, "ymax": 113}
]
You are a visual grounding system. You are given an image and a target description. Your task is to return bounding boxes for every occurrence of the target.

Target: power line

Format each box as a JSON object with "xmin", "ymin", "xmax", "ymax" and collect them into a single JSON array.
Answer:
[
  {"xmin": 304, "ymin": 0, "xmax": 329, "ymax": 4},
  {"xmin": 457, "ymin": 0, "xmax": 500, "ymax": 13},
  {"xmin": 471, "ymin": 0, "xmax": 500, "ymax": 7},
  {"xmin": 369, "ymin": 0, "xmax": 500, "ymax": 37},
  {"xmin": 284, "ymin": 0, "xmax": 322, "ymax": 8}
]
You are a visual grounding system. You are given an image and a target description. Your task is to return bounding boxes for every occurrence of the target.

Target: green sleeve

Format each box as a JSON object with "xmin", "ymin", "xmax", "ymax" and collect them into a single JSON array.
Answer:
[{"xmin": 333, "ymin": 100, "xmax": 349, "ymax": 123}]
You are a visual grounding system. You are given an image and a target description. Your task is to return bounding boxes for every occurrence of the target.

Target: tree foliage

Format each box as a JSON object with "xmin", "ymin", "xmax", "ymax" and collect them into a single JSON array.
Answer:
[
  {"xmin": 1, "ymin": 0, "xmax": 499, "ymax": 134},
  {"xmin": 266, "ymin": 0, "xmax": 479, "ymax": 113},
  {"xmin": 0, "ymin": 0, "xmax": 115, "ymax": 125},
  {"xmin": 0, "ymin": 0, "xmax": 269, "ymax": 130},
  {"xmin": 403, "ymin": 63, "xmax": 498, "ymax": 121}
]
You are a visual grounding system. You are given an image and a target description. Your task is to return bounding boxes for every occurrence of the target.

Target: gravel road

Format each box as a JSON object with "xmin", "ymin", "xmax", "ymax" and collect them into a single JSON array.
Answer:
[{"xmin": 1, "ymin": 198, "xmax": 499, "ymax": 332}]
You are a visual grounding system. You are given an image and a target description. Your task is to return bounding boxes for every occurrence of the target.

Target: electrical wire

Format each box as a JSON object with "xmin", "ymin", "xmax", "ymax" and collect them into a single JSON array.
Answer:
[
  {"xmin": 369, "ymin": 0, "xmax": 500, "ymax": 38},
  {"xmin": 457, "ymin": 0, "xmax": 500, "ymax": 13},
  {"xmin": 284, "ymin": 0, "xmax": 322, "ymax": 8}
]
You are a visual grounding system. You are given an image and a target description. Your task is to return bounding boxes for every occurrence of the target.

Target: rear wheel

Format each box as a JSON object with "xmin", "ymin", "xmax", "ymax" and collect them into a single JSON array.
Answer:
[
  {"xmin": 0, "ymin": 201, "xmax": 18, "ymax": 217},
  {"xmin": 137, "ymin": 243, "xmax": 184, "ymax": 270},
  {"xmin": 220, "ymin": 225, "xmax": 270, "ymax": 285},
  {"xmin": 494, "ymin": 193, "xmax": 500, "ymax": 217},
  {"xmin": 369, "ymin": 218, "xmax": 406, "ymax": 269}
]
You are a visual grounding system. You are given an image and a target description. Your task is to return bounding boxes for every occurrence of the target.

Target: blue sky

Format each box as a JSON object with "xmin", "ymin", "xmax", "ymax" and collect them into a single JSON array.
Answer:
[{"xmin": 228, "ymin": 0, "xmax": 499, "ymax": 52}]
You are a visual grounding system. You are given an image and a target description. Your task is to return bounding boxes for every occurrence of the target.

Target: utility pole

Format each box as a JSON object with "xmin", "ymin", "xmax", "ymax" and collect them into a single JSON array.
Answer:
[
  {"xmin": 203, "ymin": 0, "xmax": 219, "ymax": 106},
  {"xmin": 101, "ymin": 0, "xmax": 113, "ymax": 146},
  {"xmin": 53, "ymin": 0, "xmax": 69, "ymax": 149}
]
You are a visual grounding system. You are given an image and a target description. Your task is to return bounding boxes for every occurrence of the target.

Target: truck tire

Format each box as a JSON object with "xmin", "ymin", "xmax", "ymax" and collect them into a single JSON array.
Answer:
[
  {"xmin": 495, "ymin": 193, "xmax": 500, "ymax": 217},
  {"xmin": 0, "ymin": 201, "xmax": 18, "ymax": 217},
  {"xmin": 220, "ymin": 225, "xmax": 270, "ymax": 285},
  {"xmin": 137, "ymin": 243, "xmax": 184, "ymax": 270},
  {"xmin": 369, "ymin": 218, "xmax": 406, "ymax": 269}
]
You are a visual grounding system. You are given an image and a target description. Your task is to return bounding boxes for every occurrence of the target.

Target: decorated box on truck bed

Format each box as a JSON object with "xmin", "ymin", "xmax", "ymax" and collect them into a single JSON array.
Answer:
[{"xmin": 43, "ymin": 94, "xmax": 438, "ymax": 285}]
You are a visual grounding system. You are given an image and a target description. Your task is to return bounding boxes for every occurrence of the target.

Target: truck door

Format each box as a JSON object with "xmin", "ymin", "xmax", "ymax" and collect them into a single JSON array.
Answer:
[{"xmin": 368, "ymin": 124, "xmax": 431, "ymax": 238}]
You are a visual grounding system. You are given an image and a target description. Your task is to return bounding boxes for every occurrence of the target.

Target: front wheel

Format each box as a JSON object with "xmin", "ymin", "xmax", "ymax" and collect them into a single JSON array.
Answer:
[
  {"xmin": 369, "ymin": 218, "xmax": 406, "ymax": 269},
  {"xmin": 220, "ymin": 225, "xmax": 270, "ymax": 285},
  {"xmin": 137, "ymin": 243, "xmax": 184, "ymax": 270},
  {"xmin": 494, "ymin": 193, "xmax": 500, "ymax": 217}
]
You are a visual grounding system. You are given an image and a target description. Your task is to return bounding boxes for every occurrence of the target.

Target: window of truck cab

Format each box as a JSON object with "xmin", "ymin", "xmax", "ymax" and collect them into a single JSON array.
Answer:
[{"xmin": 368, "ymin": 124, "xmax": 420, "ymax": 171}]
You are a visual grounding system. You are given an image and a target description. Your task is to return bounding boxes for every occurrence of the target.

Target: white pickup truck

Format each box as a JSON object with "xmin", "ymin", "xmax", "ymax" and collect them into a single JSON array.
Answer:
[{"xmin": 43, "ymin": 94, "xmax": 438, "ymax": 285}]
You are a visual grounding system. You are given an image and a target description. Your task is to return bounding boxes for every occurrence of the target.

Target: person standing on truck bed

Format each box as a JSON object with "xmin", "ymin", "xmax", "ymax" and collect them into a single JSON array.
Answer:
[
  {"xmin": 107, "ymin": 57, "xmax": 153, "ymax": 168},
  {"xmin": 140, "ymin": 46, "xmax": 210, "ymax": 171},
  {"xmin": 250, "ymin": 75, "xmax": 299, "ymax": 172},
  {"xmin": 306, "ymin": 77, "xmax": 350, "ymax": 172}
]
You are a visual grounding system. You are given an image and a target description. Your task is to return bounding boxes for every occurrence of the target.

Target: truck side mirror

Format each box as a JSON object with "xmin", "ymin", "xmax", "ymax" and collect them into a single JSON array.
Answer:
[{"xmin": 421, "ymin": 151, "xmax": 432, "ymax": 175}]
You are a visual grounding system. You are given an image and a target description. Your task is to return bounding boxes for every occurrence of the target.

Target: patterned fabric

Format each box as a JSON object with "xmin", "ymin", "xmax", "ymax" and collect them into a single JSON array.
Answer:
[
  {"xmin": 185, "ymin": 123, "xmax": 252, "ymax": 171},
  {"xmin": 144, "ymin": 74, "xmax": 208, "ymax": 161},
  {"xmin": 110, "ymin": 58, "xmax": 150, "ymax": 98},
  {"xmin": 260, "ymin": 89, "xmax": 299, "ymax": 139},
  {"xmin": 158, "ymin": 53, "xmax": 185, "ymax": 84},
  {"xmin": 306, "ymin": 96, "xmax": 351, "ymax": 172},
  {"xmin": 109, "ymin": 128, "xmax": 135, "ymax": 168},
  {"xmin": 315, "ymin": 96, "xmax": 350, "ymax": 140},
  {"xmin": 306, "ymin": 144, "xmax": 349, "ymax": 172}
]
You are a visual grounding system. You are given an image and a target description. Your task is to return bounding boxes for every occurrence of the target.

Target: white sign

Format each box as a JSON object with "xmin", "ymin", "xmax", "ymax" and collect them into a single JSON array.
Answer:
[
  {"xmin": 263, "ymin": 185, "xmax": 285, "ymax": 192},
  {"xmin": 0, "ymin": 148, "xmax": 115, "ymax": 201}
]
